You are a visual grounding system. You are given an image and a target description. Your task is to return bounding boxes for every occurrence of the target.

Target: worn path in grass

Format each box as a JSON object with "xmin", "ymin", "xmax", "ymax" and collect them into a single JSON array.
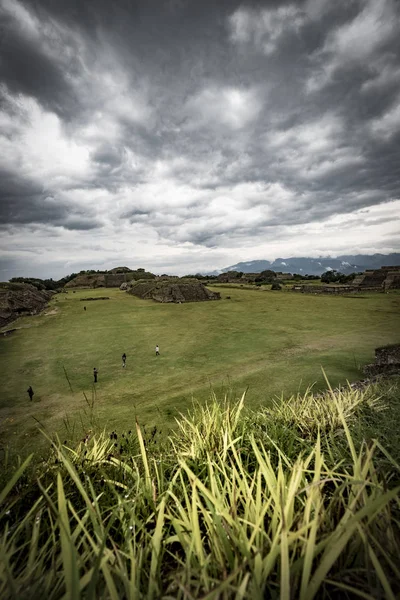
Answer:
[{"xmin": 1, "ymin": 287, "xmax": 399, "ymax": 456}]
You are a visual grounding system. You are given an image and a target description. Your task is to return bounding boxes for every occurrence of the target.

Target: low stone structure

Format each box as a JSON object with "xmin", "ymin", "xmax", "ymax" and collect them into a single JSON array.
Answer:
[
  {"xmin": 80, "ymin": 297, "xmax": 110, "ymax": 301},
  {"xmin": 127, "ymin": 279, "xmax": 221, "ymax": 303},
  {"xmin": 292, "ymin": 285, "xmax": 359, "ymax": 294},
  {"xmin": 0, "ymin": 283, "xmax": 53, "ymax": 328},
  {"xmin": 353, "ymin": 265, "xmax": 400, "ymax": 291}
]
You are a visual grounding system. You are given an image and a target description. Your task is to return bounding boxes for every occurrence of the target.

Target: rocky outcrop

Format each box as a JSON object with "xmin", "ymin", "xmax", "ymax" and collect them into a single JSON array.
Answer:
[
  {"xmin": 127, "ymin": 279, "xmax": 221, "ymax": 303},
  {"xmin": 0, "ymin": 283, "xmax": 53, "ymax": 328}
]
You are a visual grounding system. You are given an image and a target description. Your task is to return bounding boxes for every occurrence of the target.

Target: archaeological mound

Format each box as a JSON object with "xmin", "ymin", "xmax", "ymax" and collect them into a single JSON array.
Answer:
[
  {"xmin": 126, "ymin": 279, "xmax": 221, "ymax": 303},
  {"xmin": 0, "ymin": 283, "xmax": 53, "ymax": 328}
]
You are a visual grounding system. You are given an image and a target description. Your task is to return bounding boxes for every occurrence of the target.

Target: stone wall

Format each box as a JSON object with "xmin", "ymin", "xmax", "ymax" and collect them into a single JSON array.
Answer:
[{"xmin": 291, "ymin": 285, "xmax": 359, "ymax": 294}]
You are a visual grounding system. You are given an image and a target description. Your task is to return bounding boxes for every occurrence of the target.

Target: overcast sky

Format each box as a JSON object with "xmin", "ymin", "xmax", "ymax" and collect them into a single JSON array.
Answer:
[{"xmin": 1, "ymin": 0, "xmax": 399, "ymax": 278}]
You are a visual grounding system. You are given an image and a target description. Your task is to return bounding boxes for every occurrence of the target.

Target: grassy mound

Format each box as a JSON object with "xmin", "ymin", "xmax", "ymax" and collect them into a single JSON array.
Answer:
[{"xmin": 1, "ymin": 380, "xmax": 399, "ymax": 599}]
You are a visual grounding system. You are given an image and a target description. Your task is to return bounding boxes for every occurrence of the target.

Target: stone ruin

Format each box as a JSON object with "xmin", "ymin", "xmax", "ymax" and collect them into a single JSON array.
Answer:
[
  {"xmin": 363, "ymin": 344, "xmax": 400, "ymax": 377},
  {"xmin": 0, "ymin": 283, "xmax": 53, "ymax": 328},
  {"xmin": 65, "ymin": 269, "xmax": 156, "ymax": 289},
  {"xmin": 126, "ymin": 279, "xmax": 221, "ymax": 303},
  {"xmin": 217, "ymin": 271, "xmax": 293, "ymax": 284},
  {"xmin": 292, "ymin": 285, "xmax": 358, "ymax": 295},
  {"xmin": 293, "ymin": 265, "xmax": 400, "ymax": 294},
  {"xmin": 353, "ymin": 266, "xmax": 400, "ymax": 291}
]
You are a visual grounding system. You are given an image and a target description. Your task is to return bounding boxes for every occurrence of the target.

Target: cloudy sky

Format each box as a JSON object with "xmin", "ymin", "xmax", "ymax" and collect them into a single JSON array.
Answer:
[{"xmin": 1, "ymin": 0, "xmax": 399, "ymax": 278}]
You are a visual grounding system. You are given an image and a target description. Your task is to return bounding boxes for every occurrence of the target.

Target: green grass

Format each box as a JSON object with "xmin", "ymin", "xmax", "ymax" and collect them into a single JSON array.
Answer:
[
  {"xmin": 0, "ymin": 287, "xmax": 399, "ymax": 456},
  {"xmin": 1, "ymin": 383, "xmax": 400, "ymax": 599}
]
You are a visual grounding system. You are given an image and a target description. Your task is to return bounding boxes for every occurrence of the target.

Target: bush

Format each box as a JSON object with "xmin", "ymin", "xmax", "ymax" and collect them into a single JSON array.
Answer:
[{"xmin": 271, "ymin": 282, "xmax": 282, "ymax": 290}]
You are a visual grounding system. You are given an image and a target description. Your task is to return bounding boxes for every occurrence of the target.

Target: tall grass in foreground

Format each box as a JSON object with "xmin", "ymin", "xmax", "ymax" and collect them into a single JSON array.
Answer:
[{"xmin": 1, "ymin": 383, "xmax": 400, "ymax": 599}]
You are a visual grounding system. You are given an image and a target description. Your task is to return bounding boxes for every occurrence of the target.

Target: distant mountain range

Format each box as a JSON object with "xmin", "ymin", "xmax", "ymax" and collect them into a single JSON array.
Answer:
[{"xmin": 206, "ymin": 253, "xmax": 400, "ymax": 276}]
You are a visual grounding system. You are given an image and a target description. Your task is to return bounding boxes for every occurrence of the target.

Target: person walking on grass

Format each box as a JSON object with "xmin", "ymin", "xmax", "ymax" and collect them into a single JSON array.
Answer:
[
  {"xmin": 93, "ymin": 367, "xmax": 98, "ymax": 383},
  {"xmin": 155, "ymin": 344, "xmax": 160, "ymax": 356},
  {"xmin": 27, "ymin": 386, "xmax": 34, "ymax": 401},
  {"xmin": 122, "ymin": 353, "xmax": 126, "ymax": 368}
]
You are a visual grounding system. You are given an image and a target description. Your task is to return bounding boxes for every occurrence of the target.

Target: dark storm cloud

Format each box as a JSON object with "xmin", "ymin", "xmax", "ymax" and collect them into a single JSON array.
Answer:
[
  {"xmin": 0, "ymin": 1, "xmax": 81, "ymax": 119},
  {"xmin": 0, "ymin": 169, "xmax": 62, "ymax": 225},
  {"xmin": 0, "ymin": 168, "xmax": 103, "ymax": 230},
  {"xmin": 0, "ymin": 0, "xmax": 399, "ymax": 268}
]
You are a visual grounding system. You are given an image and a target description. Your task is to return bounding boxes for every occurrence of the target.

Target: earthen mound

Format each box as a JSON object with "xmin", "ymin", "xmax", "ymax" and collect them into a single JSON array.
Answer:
[
  {"xmin": 66, "ymin": 269, "xmax": 156, "ymax": 289},
  {"xmin": 127, "ymin": 279, "xmax": 221, "ymax": 303},
  {"xmin": 0, "ymin": 283, "xmax": 53, "ymax": 328},
  {"xmin": 108, "ymin": 266, "xmax": 132, "ymax": 273},
  {"xmin": 65, "ymin": 274, "xmax": 106, "ymax": 289}
]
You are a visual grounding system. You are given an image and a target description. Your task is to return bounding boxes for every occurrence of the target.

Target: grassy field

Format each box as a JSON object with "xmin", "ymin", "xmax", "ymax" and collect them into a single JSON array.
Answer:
[{"xmin": 1, "ymin": 286, "xmax": 399, "ymax": 456}]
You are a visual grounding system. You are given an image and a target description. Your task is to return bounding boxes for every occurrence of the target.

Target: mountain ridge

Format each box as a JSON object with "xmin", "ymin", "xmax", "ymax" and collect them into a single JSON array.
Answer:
[{"xmin": 206, "ymin": 253, "xmax": 400, "ymax": 276}]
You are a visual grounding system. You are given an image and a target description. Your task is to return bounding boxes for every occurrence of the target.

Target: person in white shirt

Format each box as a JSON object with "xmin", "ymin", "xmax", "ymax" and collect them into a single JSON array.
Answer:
[{"xmin": 155, "ymin": 345, "xmax": 160, "ymax": 356}]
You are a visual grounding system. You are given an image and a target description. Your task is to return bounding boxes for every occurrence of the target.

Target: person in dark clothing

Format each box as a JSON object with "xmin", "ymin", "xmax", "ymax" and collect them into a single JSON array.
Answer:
[
  {"xmin": 122, "ymin": 353, "xmax": 126, "ymax": 367},
  {"xmin": 93, "ymin": 368, "xmax": 98, "ymax": 383},
  {"xmin": 27, "ymin": 386, "xmax": 34, "ymax": 401},
  {"xmin": 84, "ymin": 306, "xmax": 86, "ymax": 311}
]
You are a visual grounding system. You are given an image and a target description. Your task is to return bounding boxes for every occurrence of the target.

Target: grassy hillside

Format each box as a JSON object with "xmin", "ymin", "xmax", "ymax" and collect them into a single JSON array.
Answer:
[{"xmin": 0, "ymin": 287, "xmax": 399, "ymax": 455}]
